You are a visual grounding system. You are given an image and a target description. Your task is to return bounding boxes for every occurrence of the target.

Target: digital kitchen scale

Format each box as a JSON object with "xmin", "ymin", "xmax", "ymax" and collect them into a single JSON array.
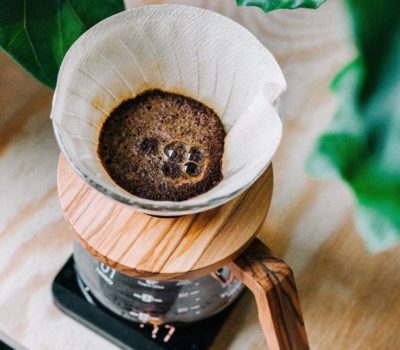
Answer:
[{"xmin": 52, "ymin": 257, "xmax": 240, "ymax": 350}]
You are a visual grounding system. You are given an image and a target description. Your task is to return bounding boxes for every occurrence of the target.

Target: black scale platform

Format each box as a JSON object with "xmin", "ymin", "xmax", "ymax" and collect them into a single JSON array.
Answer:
[{"xmin": 52, "ymin": 257, "xmax": 239, "ymax": 350}]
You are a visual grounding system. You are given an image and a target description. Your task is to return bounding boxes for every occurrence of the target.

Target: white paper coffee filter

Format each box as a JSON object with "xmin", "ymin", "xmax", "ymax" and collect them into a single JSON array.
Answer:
[{"xmin": 51, "ymin": 4, "xmax": 286, "ymax": 215}]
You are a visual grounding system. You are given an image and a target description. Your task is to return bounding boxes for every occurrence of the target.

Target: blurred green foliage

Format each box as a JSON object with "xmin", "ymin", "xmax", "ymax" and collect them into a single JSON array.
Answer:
[{"xmin": 308, "ymin": 0, "xmax": 400, "ymax": 251}]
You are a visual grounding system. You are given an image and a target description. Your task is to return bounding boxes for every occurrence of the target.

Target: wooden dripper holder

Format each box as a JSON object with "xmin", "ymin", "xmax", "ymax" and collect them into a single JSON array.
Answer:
[{"xmin": 58, "ymin": 155, "xmax": 309, "ymax": 350}]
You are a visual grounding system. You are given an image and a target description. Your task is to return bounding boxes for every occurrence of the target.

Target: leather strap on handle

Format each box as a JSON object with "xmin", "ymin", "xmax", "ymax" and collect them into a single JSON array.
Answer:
[{"xmin": 229, "ymin": 239, "xmax": 309, "ymax": 350}]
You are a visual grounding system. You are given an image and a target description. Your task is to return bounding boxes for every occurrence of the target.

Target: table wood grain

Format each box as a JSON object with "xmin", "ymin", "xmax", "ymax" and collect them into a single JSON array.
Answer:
[{"xmin": 1, "ymin": 1, "xmax": 399, "ymax": 349}]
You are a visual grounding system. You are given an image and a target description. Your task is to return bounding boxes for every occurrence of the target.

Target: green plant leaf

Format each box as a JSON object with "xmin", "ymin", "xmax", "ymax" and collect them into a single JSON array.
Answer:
[
  {"xmin": 236, "ymin": 0, "xmax": 326, "ymax": 12},
  {"xmin": 308, "ymin": 0, "xmax": 400, "ymax": 252},
  {"xmin": 0, "ymin": 0, "xmax": 124, "ymax": 88}
]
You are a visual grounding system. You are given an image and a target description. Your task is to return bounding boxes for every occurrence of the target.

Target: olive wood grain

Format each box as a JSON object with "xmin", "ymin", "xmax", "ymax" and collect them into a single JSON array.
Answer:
[
  {"xmin": 230, "ymin": 239, "xmax": 309, "ymax": 350},
  {"xmin": 57, "ymin": 155, "xmax": 273, "ymax": 280}
]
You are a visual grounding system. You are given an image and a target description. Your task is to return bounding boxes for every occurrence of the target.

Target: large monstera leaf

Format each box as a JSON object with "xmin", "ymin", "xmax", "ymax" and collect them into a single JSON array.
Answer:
[{"xmin": 0, "ymin": 0, "xmax": 124, "ymax": 88}]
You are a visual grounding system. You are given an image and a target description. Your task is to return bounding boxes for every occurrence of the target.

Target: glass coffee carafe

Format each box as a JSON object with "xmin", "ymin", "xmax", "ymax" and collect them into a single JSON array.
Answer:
[{"xmin": 74, "ymin": 242, "xmax": 244, "ymax": 325}]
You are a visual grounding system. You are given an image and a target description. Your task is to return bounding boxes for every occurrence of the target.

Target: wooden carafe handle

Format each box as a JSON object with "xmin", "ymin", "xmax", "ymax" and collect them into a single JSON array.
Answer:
[{"xmin": 229, "ymin": 239, "xmax": 309, "ymax": 350}]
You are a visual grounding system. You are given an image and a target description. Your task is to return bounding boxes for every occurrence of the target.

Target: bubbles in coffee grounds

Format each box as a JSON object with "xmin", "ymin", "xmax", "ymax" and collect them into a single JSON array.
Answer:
[
  {"xmin": 188, "ymin": 146, "xmax": 204, "ymax": 163},
  {"xmin": 184, "ymin": 162, "xmax": 201, "ymax": 177},
  {"xmin": 98, "ymin": 89, "xmax": 225, "ymax": 201},
  {"xmin": 164, "ymin": 141, "xmax": 187, "ymax": 163}
]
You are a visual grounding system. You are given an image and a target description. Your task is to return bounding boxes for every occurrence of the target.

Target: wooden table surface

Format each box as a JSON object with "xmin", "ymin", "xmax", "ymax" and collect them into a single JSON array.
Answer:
[{"xmin": 1, "ymin": 1, "xmax": 399, "ymax": 349}]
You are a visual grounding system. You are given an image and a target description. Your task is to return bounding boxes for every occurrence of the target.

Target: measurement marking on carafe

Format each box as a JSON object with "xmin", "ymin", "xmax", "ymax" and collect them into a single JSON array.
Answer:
[
  {"xmin": 179, "ymin": 291, "xmax": 201, "ymax": 299},
  {"xmin": 133, "ymin": 293, "xmax": 162, "ymax": 303},
  {"xmin": 96, "ymin": 267, "xmax": 114, "ymax": 286},
  {"xmin": 138, "ymin": 280, "xmax": 165, "ymax": 289},
  {"xmin": 177, "ymin": 307, "xmax": 189, "ymax": 314},
  {"xmin": 176, "ymin": 280, "xmax": 191, "ymax": 286},
  {"xmin": 177, "ymin": 305, "xmax": 201, "ymax": 314}
]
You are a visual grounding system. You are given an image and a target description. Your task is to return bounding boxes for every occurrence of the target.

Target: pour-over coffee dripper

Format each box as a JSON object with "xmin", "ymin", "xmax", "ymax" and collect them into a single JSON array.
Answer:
[
  {"xmin": 51, "ymin": 4, "xmax": 284, "ymax": 217},
  {"xmin": 52, "ymin": 5, "xmax": 309, "ymax": 349}
]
